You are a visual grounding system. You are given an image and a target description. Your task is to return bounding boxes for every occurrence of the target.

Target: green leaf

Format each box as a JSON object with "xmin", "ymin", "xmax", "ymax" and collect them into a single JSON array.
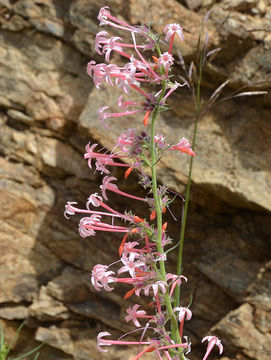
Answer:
[
  {"xmin": 0, "ymin": 321, "xmax": 4, "ymax": 348},
  {"xmin": 8, "ymin": 322, "xmax": 25, "ymax": 351},
  {"xmin": 10, "ymin": 342, "xmax": 44, "ymax": 360}
]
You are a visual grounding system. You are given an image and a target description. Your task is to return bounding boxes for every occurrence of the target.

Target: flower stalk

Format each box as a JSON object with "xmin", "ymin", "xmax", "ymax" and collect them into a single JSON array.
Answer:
[{"xmin": 64, "ymin": 7, "xmax": 224, "ymax": 360}]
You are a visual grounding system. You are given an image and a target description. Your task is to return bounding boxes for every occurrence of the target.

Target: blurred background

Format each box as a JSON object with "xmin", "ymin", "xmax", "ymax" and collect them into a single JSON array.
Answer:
[{"xmin": 0, "ymin": 0, "xmax": 270, "ymax": 359}]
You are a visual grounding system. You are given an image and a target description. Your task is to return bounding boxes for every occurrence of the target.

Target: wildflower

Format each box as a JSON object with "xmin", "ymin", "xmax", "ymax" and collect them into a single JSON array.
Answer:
[
  {"xmin": 97, "ymin": 332, "xmax": 150, "ymax": 353},
  {"xmin": 166, "ymin": 273, "xmax": 188, "ymax": 297},
  {"xmin": 86, "ymin": 192, "xmax": 126, "ymax": 217},
  {"xmin": 169, "ymin": 137, "xmax": 196, "ymax": 156},
  {"xmin": 121, "ymin": 241, "xmax": 140, "ymax": 258},
  {"xmin": 98, "ymin": 106, "xmax": 141, "ymax": 128},
  {"xmin": 65, "ymin": 200, "xmax": 122, "ymax": 220},
  {"xmin": 154, "ymin": 134, "xmax": 166, "ymax": 146},
  {"xmin": 158, "ymin": 52, "xmax": 174, "ymax": 73},
  {"xmin": 87, "ymin": 62, "xmax": 120, "ymax": 88},
  {"xmin": 95, "ymin": 31, "xmax": 110, "ymax": 55},
  {"xmin": 138, "ymin": 280, "xmax": 168, "ymax": 297},
  {"xmin": 173, "ymin": 307, "xmax": 192, "ymax": 323},
  {"xmin": 67, "ymin": 7, "xmax": 223, "ymax": 360},
  {"xmin": 163, "ymin": 23, "xmax": 184, "ymax": 53},
  {"xmin": 79, "ymin": 214, "xmax": 129, "ymax": 238},
  {"xmin": 64, "ymin": 201, "xmax": 79, "ymax": 219},
  {"xmin": 101, "ymin": 35, "xmax": 124, "ymax": 62},
  {"xmin": 117, "ymin": 128, "xmax": 137, "ymax": 152},
  {"xmin": 202, "ymin": 336, "xmax": 223, "ymax": 360},
  {"xmin": 118, "ymin": 253, "xmax": 146, "ymax": 278},
  {"xmin": 97, "ymin": 7, "xmax": 139, "ymax": 34},
  {"xmin": 125, "ymin": 304, "xmax": 153, "ymax": 327},
  {"xmin": 91, "ymin": 264, "xmax": 115, "ymax": 291},
  {"xmin": 95, "ymin": 31, "xmax": 147, "ymax": 62},
  {"xmin": 84, "ymin": 142, "xmax": 130, "ymax": 174},
  {"xmin": 100, "ymin": 176, "xmax": 147, "ymax": 202},
  {"xmin": 184, "ymin": 336, "xmax": 192, "ymax": 354}
]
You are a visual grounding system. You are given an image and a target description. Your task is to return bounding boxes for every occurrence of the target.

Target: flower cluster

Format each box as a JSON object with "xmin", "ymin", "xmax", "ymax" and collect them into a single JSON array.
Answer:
[{"xmin": 65, "ymin": 6, "xmax": 223, "ymax": 360}]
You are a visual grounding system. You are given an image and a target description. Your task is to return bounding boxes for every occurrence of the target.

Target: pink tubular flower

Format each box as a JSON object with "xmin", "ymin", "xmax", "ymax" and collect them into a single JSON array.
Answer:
[
  {"xmin": 125, "ymin": 304, "xmax": 151, "ymax": 327},
  {"xmin": 154, "ymin": 134, "xmax": 165, "ymax": 145},
  {"xmin": 169, "ymin": 137, "xmax": 196, "ymax": 156},
  {"xmin": 79, "ymin": 216, "xmax": 97, "ymax": 237},
  {"xmin": 84, "ymin": 142, "xmax": 130, "ymax": 174},
  {"xmin": 97, "ymin": 331, "xmax": 150, "ymax": 353},
  {"xmin": 95, "ymin": 31, "xmax": 146, "ymax": 62},
  {"xmin": 64, "ymin": 201, "xmax": 79, "ymax": 219},
  {"xmin": 98, "ymin": 106, "xmax": 142, "ymax": 128},
  {"xmin": 173, "ymin": 307, "xmax": 192, "ymax": 323},
  {"xmin": 91, "ymin": 264, "xmax": 116, "ymax": 291},
  {"xmin": 164, "ymin": 23, "xmax": 184, "ymax": 53},
  {"xmin": 95, "ymin": 31, "xmax": 109, "ymax": 55},
  {"xmin": 64, "ymin": 200, "xmax": 124, "ymax": 221},
  {"xmin": 202, "ymin": 336, "xmax": 223, "ymax": 360},
  {"xmin": 166, "ymin": 273, "xmax": 188, "ymax": 297},
  {"xmin": 103, "ymin": 36, "xmax": 124, "ymax": 62},
  {"xmin": 87, "ymin": 193, "xmax": 103, "ymax": 207},
  {"xmin": 97, "ymin": 332, "xmax": 112, "ymax": 353},
  {"xmin": 138, "ymin": 280, "xmax": 168, "ymax": 297},
  {"xmin": 84, "ymin": 143, "xmax": 100, "ymax": 168},
  {"xmin": 117, "ymin": 128, "xmax": 137, "ymax": 152},
  {"xmin": 115, "ymin": 68, "xmax": 141, "ymax": 95},
  {"xmin": 100, "ymin": 176, "xmax": 146, "ymax": 202},
  {"xmin": 79, "ymin": 214, "xmax": 129, "ymax": 238},
  {"xmin": 87, "ymin": 62, "xmax": 121, "ymax": 88},
  {"xmin": 158, "ymin": 52, "xmax": 174, "ymax": 73},
  {"xmin": 97, "ymin": 7, "xmax": 137, "ymax": 33},
  {"xmin": 86, "ymin": 192, "xmax": 126, "ymax": 217},
  {"xmin": 164, "ymin": 23, "xmax": 184, "ymax": 42},
  {"xmin": 118, "ymin": 253, "xmax": 146, "ymax": 278}
]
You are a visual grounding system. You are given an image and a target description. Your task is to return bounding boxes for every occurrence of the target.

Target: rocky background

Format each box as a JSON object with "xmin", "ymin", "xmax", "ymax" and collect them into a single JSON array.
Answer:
[{"xmin": 0, "ymin": 0, "xmax": 271, "ymax": 359}]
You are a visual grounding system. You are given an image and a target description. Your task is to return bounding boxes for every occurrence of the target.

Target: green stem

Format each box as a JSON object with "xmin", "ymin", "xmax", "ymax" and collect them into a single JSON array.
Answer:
[
  {"xmin": 174, "ymin": 49, "xmax": 203, "ymax": 308},
  {"xmin": 150, "ymin": 80, "xmax": 184, "ymax": 355}
]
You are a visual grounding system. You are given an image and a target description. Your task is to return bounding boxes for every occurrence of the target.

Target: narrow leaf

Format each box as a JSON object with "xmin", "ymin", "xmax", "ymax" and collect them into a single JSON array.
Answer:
[
  {"xmin": 209, "ymin": 80, "xmax": 229, "ymax": 101},
  {"xmin": 203, "ymin": 10, "xmax": 211, "ymax": 25},
  {"xmin": 11, "ymin": 343, "xmax": 44, "ymax": 360},
  {"xmin": 227, "ymin": 91, "xmax": 268, "ymax": 98},
  {"xmin": 188, "ymin": 62, "xmax": 194, "ymax": 80},
  {"xmin": 206, "ymin": 48, "xmax": 221, "ymax": 58},
  {"xmin": 0, "ymin": 321, "xmax": 4, "ymax": 348},
  {"xmin": 33, "ymin": 352, "xmax": 40, "ymax": 360}
]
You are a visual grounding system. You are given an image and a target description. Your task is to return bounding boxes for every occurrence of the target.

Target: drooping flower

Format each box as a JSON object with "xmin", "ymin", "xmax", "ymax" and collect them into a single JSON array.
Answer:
[
  {"xmin": 166, "ymin": 273, "xmax": 188, "ymax": 296},
  {"xmin": 169, "ymin": 137, "xmax": 196, "ymax": 156},
  {"xmin": 97, "ymin": 331, "xmax": 150, "ymax": 353},
  {"xmin": 135, "ymin": 280, "xmax": 168, "ymax": 297},
  {"xmin": 164, "ymin": 23, "xmax": 184, "ymax": 42},
  {"xmin": 100, "ymin": 176, "xmax": 147, "ymax": 202},
  {"xmin": 163, "ymin": 23, "xmax": 184, "ymax": 53},
  {"xmin": 118, "ymin": 253, "xmax": 146, "ymax": 278},
  {"xmin": 87, "ymin": 62, "xmax": 121, "ymax": 88},
  {"xmin": 158, "ymin": 52, "xmax": 174, "ymax": 73},
  {"xmin": 97, "ymin": 331, "xmax": 112, "ymax": 352},
  {"xmin": 84, "ymin": 142, "xmax": 131, "ymax": 174},
  {"xmin": 98, "ymin": 105, "xmax": 142, "ymax": 128},
  {"xmin": 173, "ymin": 307, "xmax": 192, "ymax": 323},
  {"xmin": 64, "ymin": 201, "xmax": 79, "ymax": 219},
  {"xmin": 202, "ymin": 336, "xmax": 223, "ymax": 360},
  {"xmin": 125, "ymin": 304, "xmax": 151, "ymax": 327},
  {"xmin": 79, "ymin": 214, "xmax": 129, "ymax": 238},
  {"xmin": 97, "ymin": 7, "xmax": 140, "ymax": 33},
  {"xmin": 91, "ymin": 264, "xmax": 116, "ymax": 291},
  {"xmin": 95, "ymin": 31, "xmax": 110, "ymax": 55}
]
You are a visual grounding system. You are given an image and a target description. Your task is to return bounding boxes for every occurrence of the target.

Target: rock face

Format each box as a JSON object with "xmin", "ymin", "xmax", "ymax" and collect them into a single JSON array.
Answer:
[{"xmin": 0, "ymin": 1, "xmax": 270, "ymax": 359}]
